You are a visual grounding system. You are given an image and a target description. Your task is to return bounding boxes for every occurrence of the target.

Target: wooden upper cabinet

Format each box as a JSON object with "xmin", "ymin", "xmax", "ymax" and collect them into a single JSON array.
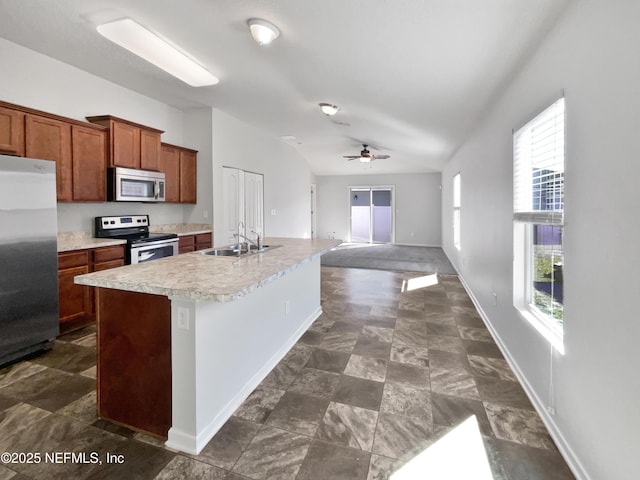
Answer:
[
  {"xmin": 140, "ymin": 129, "xmax": 161, "ymax": 170},
  {"xmin": 160, "ymin": 142, "xmax": 198, "ymax": 204},
  {"xmin": 0, "ymin": 106, "xmax": 25, "ymax": 156},
  {"xmin": 159, "ymin": 144, "xmax": 180, "ymax": 203},
  {"xmin": 112, "ymin": 121, "xmax": 140, "ymax": 168},
  {"xmin": 87, "ymin": 115, "xmax": 164, "ymax": 170},
  {"xmin": 179, "ymin": 149, "xmax": 197, "ymax": 204},
  {"xmin": 71, "ymin": 125, "xmax": 107, "ymax": 202},
  {"xmin": 25, "ymin": 114, "xmax": 73, "ymax": 201}
]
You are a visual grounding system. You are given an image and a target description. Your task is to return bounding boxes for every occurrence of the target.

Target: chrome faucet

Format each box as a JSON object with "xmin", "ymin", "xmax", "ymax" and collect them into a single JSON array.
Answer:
[{"xmin": 233, "ymin": 230, "xmax": 263, "ymax": 252}]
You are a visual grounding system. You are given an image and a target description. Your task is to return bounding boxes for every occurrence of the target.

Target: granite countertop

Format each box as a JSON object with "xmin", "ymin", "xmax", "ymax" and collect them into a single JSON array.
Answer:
[
  {"xmin": 57, "ymin": 232, "xmax": 126, "ymax": 252},
  {"xmin": 149, "ymin": 223, "xmax": 212, "ymax": 236},
  {"xmin": 57, "ymin": 224, "xmax": 213, "ymax": 252},
  {"xmin": 75, "ymin": 237, "xmax": 341, "ymax": 302}
]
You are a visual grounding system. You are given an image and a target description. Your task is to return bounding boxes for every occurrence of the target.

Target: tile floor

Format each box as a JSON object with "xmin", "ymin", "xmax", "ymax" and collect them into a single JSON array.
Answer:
[{"xmin": 0, "ymin": 267, "xmax": 575, "ymax": 479}]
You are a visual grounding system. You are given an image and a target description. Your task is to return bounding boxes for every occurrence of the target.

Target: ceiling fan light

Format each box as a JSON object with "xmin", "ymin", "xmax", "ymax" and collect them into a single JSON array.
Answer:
[
  {"xmin": 359, "ymin": 157, "xmax": 372, "ymax": 163},
  {"xmin": 96, "ymin": 18, "xmax": 219, "ymax": 87},
  {"xmin": 248, "ymin": 18, "xmax": 280, "ymax": 46},
  {"xmin": 319, "ymin": 103, "xmax": 339, "ymax": 116}
]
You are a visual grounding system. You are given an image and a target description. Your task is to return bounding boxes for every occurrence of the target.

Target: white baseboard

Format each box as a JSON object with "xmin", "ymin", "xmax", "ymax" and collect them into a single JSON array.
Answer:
[
  {"xmin": 166, "ymin": 306, "xmax": 323, "ymax": 455},
  {"xmin": 455, "ymin": 272, "xmax": 590, "ymax": 480}
]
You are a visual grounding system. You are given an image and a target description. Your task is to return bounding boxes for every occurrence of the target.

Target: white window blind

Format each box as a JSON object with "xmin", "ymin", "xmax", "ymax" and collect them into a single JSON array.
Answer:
[{"xmin": 513, "ymin": 97, "xmax": 565, "ymax": 224}]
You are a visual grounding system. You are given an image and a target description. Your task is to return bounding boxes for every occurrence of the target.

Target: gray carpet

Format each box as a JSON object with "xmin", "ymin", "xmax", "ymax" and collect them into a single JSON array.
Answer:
[{"xmin": 320, "ymin": 243, "xmax": 457, "ymax": 275}]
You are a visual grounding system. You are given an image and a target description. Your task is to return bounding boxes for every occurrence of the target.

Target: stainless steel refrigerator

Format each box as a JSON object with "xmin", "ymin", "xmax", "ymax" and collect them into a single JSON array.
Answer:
[{"xmin": 0, "ymin": 155, "xmax": 59, "ymax": 367}]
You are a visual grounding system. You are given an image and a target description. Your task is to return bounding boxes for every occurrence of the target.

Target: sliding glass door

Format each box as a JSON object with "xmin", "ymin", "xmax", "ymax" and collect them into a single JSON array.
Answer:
[{"xmin": 349, "ymin": 187, "xmax": 394, "ymax": 243}]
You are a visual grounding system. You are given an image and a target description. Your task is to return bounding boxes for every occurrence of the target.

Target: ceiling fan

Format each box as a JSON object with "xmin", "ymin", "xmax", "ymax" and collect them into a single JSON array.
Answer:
[{"xmin": 343, "ymin": 144, "xmax": 390, "ymax": 163}]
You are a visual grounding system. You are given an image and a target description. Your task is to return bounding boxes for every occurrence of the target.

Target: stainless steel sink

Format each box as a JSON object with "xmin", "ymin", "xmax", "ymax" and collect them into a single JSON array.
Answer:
[
  {"xmin": 201, "ymin": 244, "xmax": 282, "ymax": 256},
  {"xmin": 202, "ymin": 248, "xmax": 242, "ymax": 256}
]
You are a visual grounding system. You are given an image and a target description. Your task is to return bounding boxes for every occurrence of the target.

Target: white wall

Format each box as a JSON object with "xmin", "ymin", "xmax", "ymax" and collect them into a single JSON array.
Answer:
[
  {"xmin": 182, "ymin": 108, "xmax": 214, "ymax": 227},
  {"xmin": 211, "ymin": 109, "xmax": 315, "ymax": 246},
  {"xmin": 316, "ymin": 173, "xmax": 441, "ymax": 245},
  {"xmin": 441, "ymin": 1, "xmax": 640, "ymax": 478},
  {"xmin": 0, "ymin": 38, "xmax": 189, "ymax": 232}
]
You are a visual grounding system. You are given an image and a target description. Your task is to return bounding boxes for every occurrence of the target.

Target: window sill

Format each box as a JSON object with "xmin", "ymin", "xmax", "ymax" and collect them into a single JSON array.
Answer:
[{"xmin": 516, "ymin": 306, "xmax": 565, "ymax": 355}]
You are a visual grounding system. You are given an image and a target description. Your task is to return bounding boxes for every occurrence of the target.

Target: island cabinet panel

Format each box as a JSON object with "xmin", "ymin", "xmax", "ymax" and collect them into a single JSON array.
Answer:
[
  {"xmin": 159, "ymin": 144, "xmax": 180, "ymax": 202},
  {"xmin": 58, "ymin": 251, "xmax": 93, "ymax": 334},
  {"xmin": 25, "ymin": 114, "xmax": 73, "ymax": 202},
  {"xmin": 97, "ymin": 288, "xmax": 171, "ymax": 439},
  {"xmin": 0, "ymin": 106, "xmax": 25, "ymax": 156},
  {"xmin": 71, "ymin": 125, "xmax": 107, "ymax": 202}
]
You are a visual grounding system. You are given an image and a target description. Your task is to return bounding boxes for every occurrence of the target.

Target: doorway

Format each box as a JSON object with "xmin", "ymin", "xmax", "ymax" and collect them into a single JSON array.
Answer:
[{"xmin": 349, "ymin": 186, "xmax": 394, "ymax": 243}]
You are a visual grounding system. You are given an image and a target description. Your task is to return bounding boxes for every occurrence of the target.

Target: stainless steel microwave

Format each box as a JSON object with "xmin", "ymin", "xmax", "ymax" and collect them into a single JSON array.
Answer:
[{"xmin": 108, "ymin": 167, "xmax": 165, "ymax": 202}]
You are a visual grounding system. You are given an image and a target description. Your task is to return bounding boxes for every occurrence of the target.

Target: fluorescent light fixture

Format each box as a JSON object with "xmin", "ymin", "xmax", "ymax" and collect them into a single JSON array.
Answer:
[
  {"xmin": 97, "ymin": 18, "xmax": 219, "ymax": 87},
  {"xmin": 319, "ymin": 103, "xmax": 339, "ymax": 116},
  {"xmin": 248, "ymin": 18, "xmax": 280, "ymax": 46}
]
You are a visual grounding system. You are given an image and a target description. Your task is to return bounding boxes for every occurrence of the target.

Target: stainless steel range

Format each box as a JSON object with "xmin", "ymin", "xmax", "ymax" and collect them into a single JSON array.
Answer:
[{"xmin": 95, "ymin": 215, "xmax": 178, "ymax": 264}]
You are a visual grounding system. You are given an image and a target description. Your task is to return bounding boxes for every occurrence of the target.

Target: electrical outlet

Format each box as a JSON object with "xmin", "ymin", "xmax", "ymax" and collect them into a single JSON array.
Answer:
[
  {"xmin": 546, "ymin": 406, "xmax": 556, "ymax": 416},
  {"xmin": 271, "ymin": 209, "xmax": 277, "ymax": 215},
  {"xmin": 203, "ymin": 210, "xmax": 208, "ymax": 219},
  {"xmin": 177, "ymin": 307, "xmax": 190, "ymax": 330}
]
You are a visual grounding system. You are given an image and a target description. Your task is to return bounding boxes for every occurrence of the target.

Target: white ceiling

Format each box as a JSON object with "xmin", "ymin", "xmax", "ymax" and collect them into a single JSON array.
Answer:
[{"xmin": 0, "ymin": 0, "xmax": 570, "ymax": 175}]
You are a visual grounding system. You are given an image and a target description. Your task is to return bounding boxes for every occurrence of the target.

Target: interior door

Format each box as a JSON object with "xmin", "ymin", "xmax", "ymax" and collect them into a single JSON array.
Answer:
[
  {"xmin": 222, "ymin": 167, "xmax": 244, "ymax": 245},
  {"xmin": 244, "ymin": 171, "xmax": 264, "ymax": 243}
]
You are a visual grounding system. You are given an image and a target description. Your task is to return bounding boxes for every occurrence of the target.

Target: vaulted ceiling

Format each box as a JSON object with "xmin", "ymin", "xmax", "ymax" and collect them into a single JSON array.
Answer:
[{"xmin": 0, "ymin": 0, "xmax": 570, "ymax": 175}]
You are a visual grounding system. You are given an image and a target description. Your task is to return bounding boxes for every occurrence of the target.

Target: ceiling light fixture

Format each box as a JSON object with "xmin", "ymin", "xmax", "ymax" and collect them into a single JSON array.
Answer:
[
  {"xmin": 319, "ymin": 103, "xmax": 340, "ymax": 116},
  {"xmin": 248, "ymin": 18, "xmax": 280, "ymax": 46},
  {"xmin": 96, "ymin": 18, "xmax": 219, "ymax": 87}
]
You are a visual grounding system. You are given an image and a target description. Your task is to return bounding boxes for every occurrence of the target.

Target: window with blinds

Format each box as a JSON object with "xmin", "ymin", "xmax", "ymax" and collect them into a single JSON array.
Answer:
[
  {"xmin": 514, "ymin": 97, "xmax": 565, "ymax": 224},
  {"xmin": 513, "ymin": 97, "xmax": 565, "ymax": 345}
]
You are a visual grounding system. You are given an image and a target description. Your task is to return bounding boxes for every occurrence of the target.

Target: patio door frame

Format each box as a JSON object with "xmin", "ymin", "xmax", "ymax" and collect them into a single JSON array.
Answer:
[{"xmin": 348, "ymin": 185, "xmax": 395, "ymax": 244}]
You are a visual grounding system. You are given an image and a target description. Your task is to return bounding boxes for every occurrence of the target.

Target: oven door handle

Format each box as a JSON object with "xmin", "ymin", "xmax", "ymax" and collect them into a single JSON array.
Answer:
[
  {"xmin": 131, "ymin": 238, "xmax": 179, "ymax": 249},
  {"xmin": 138, "ymin": 251, "xmax": 157, "ymax": 262}
]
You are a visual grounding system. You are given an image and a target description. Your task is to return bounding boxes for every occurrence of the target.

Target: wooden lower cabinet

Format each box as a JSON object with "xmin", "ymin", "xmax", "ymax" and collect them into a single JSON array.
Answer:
[
  {"xmin": 195, "ymin": 233, "xmax": 212, "ymax": 251},
  {"xmin": 178, "ymin": 235, "xmax": 195, "ymax": 254},
  {"xmin": 178, "ymin": 233, "xmax": 212, "ymax": 254},
  {"xmin": 58, "ymin": 251, "xmax": 93, "ymax": 334},
  {"xmin": 58, "ymin": 245, "xmax": 125, "ymax": 334}
]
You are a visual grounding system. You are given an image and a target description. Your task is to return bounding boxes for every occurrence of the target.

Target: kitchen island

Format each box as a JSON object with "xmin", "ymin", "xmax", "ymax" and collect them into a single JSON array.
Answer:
[{"xmin": 75, "ymin": 237, "xmax": 340, "ymax": 455}]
